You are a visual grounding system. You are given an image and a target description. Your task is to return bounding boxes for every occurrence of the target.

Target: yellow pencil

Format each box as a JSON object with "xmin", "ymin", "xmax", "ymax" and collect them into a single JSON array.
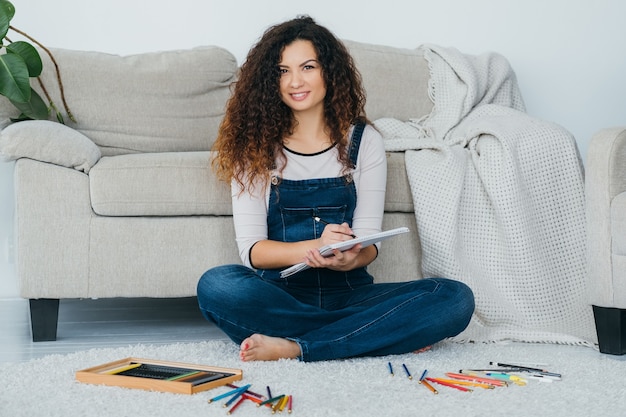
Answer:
[
  {"xmin": 104, "ymin": 362, "xmax": 142, "ymax": 375},
  {"xmin": 278, "ymin": 395, "xmax": 289, "ymax": 413},
  {"xmin": 272, "ymin": 395, "xmax": 287, "ymax": 413}
]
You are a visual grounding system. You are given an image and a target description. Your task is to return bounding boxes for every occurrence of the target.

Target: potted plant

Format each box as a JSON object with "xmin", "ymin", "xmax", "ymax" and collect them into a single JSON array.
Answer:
[{"xmin": 0, "ymin": 0, "xmax": 72, "ymax": 123}]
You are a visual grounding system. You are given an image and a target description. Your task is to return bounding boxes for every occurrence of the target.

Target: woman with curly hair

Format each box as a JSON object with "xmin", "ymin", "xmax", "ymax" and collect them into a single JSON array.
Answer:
[{"xmin": 197, "ymin": 16, "xmax": 474, "ymax": 362}]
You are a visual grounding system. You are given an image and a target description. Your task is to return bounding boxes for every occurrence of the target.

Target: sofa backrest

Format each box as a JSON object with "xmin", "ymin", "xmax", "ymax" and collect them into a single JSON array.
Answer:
[
  {"xmin": 0, "ymin": 46, "xmax": 238, "ymax": 156},
  {"xmin": 0, "ymin": 41, "xmax": 432, "ymax": 155},
  {"xmin": 344, "ymin": 40, "xmax": 432, "ymax": 122}
]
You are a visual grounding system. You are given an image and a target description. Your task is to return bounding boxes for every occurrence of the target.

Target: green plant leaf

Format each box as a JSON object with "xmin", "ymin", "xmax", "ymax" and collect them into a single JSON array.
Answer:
[
  {"xmin": 10, "ymin": 87, "xmax": 48, "ymax": 120},
  {"xmin": 0, "ymin": 0, "xmax": 15, "ymax": 40},
  {"xmin": 0, "ymin": 52, "xmax": 30, "ymax": 102},
  {"xmin": 7, "ymin": 41, "xmax": 42, "ymax": 77}
]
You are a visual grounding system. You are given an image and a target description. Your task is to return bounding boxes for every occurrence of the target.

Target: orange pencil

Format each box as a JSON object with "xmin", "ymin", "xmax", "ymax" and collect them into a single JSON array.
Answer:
[
  {"xmin": 429, "ymin": 377, "xmax": 494, "ymax": 389},
  {"xmin": 427, "ymin": 377, "xmax": 473, "ymax": 392},
  {"xmin": 420, "ymin": 378, "xmax": 438, "ymax": 394},
  {"xmin": 446, "ymin": 372, "xmax": 508, "ymax": 387}
]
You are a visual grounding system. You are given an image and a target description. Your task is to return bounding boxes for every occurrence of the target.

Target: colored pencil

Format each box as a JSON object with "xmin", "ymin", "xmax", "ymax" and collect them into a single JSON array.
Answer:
[
  {"xmin": 208, "ymin": 384, "xmax": 251, "ymax": 403},
  {"xmin": 428, "ymin": 377, "xmax": 493, "ymax": 389},
  {"xmin": 420, "ymin": 378, "xmax": 438, "ymax": 394},
  {"xmin": 226, "ymin": 396, "xmax": 246, "ymax": 415},
  {"xmin": 418, "ymin": 369, "xmax": 428, "ymax": 382},
  {"xmin": 427, "ymin": 377, "xmax": 473, "ymax": 392},
  {"xmin": 104, "ymin": 362, "xmax": 142, "ymax": 375},
  {"xmin": 446, "ymin": 372, "xmax": 508, "ymax": 387},
  {"xmin": 402, "ymin": 363, "xmax": 413, "ymax": 379},
  {"xmin": 258, "ymin": 394, "xmax": 285, "ymax": 407}
]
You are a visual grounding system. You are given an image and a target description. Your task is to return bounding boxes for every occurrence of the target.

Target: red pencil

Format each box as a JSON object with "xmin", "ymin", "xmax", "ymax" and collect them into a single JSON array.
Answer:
[
  {"xmin": 445, "ymin": 372, "xmax": 508, "ymax": 387},
  {"xmin": 226, "ymin": 396, "xmax": 246, "ymax": 415},
  {"xmin": 426, "ymin": 377, "xmax": 472, "ymax": 392}
]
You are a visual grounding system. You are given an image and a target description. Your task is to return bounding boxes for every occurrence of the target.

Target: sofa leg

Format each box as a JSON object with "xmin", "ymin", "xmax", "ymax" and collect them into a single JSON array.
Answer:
[
  {"xmin": 29, "ymin": 299, "xmax": 60, "ymax": 342},
  {"xmin": 592, "ymin": 305, "xmax": 626, "ymax": 355}
]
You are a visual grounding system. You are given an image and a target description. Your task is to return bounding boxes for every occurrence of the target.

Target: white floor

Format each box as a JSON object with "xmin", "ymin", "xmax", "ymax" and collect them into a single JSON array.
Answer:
[{"xmin": 0, "ymin": 297, "xmax": 229, "ymax": 364}]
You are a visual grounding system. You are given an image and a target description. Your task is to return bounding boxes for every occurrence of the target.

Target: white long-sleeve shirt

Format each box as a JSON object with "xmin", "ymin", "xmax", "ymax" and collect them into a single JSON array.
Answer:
[{"xmin": 231, "ymin": 124, "xmax": 387, "ymax": 268}]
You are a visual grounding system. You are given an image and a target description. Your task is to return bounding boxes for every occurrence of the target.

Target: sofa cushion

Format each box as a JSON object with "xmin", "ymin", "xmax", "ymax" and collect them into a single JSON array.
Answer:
[
  {"xmin": 90, "ymin": 150, "xmax": 415, "ymax": 217},
  {"xmin": 0, "ymin": 120, "xmax": 101, "ymax": 173},
  {"xmin": 611, "ymin": 192, "xmax": 626, "ymax": 255},
  {"xmin": 21, "ymin": 46, "xmax": 237, "ymax": 156},
  {"xmin": 344, "ymin": 40, "xmax": 432, "ymax": 122},
  {"xmin": 89, "ymin": 151, "xmax": 232, "ymax": 216}
]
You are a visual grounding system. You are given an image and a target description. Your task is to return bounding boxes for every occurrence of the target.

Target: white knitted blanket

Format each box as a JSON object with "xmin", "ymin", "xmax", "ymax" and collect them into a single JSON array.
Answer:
[{"xmin": 375, "ymin": 44, "xmax": 597, "ymax": 346}]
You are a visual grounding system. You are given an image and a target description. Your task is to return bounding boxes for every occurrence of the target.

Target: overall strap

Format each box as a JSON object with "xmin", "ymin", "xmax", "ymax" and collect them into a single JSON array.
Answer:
[{"xmin": 347, "ymin": 122, "xmax": 366, "ymax": 168}]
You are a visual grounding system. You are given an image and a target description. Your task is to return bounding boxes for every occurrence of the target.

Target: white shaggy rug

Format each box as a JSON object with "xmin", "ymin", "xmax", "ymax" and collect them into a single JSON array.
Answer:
[{"xmin": 1, "ymin": 340, "xmax": 625, "ymax": 417}]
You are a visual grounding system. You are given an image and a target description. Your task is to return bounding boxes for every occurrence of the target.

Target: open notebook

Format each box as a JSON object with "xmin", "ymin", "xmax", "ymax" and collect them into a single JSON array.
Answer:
[{"xmin": 280, "ymin": 227, "xmax": 409, "ymax": 278}]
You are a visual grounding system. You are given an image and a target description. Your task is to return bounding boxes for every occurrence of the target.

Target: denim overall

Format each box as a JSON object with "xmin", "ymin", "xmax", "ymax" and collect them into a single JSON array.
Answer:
[
  {"xmin": 197, "ymin": 124, "xmax": 475, "ymax": 362},
  {"xmin": 259, "ymin": 122, "xmax": 373, "ymax": 294}
]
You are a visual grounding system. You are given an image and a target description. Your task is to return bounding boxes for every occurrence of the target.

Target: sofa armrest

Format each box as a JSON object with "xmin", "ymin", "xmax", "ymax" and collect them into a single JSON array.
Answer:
[
  {"xmin": 586, "ymin": 127, "xmax": 626, "ymax": 307},
  {"xmin": 0, "ymin": 120, "xmax": 101, "ymax": 173}
]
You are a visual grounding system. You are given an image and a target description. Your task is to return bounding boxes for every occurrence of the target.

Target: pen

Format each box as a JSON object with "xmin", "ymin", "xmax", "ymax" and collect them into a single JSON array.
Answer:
[
  {"xmin": 402, "ymin": 363, "xmax": 413, "ymax": 379},
  {"xmin": 489, "ymin": 362, "xmax": 562, "ymax": 378},
  {"xmin": 489, "ymin": 361, "xmax": 546, "ymax": 371},
  {"xmin": 288, "ymin": 395, "xmax": 293, "ymax": 413},
  {"xmin": 313, "ymin": 216, "xmax": 357, "ymax": 238}
]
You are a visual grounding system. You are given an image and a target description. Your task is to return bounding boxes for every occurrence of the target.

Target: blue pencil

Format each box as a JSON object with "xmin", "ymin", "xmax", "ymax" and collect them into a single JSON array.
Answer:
[
  {"xmin": 419, "ymin": 369, "xmax": 428, "ymax": 382},
  {"xmin": 402, "ymin": 363, "xmax": 413, "ymax": 379},
  {"xmin": 208, "ymin": 384, "xmax": 251, "ymax": 403}
]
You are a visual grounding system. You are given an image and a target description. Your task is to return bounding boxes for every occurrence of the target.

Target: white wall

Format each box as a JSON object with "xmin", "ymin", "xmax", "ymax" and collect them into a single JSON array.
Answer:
[{"xmin": 1, "ymin": 0, "xmax": 624, "ymax": 298}]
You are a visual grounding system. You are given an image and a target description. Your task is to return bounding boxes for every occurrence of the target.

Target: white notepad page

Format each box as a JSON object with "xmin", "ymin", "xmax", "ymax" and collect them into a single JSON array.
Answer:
[{"xmin": 279, "ymin": 227, "xmax": 409, "ymax": 278}]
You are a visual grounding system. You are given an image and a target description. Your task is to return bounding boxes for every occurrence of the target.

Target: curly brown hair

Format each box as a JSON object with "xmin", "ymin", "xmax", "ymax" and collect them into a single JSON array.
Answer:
[{"xmin": 211, "ymin": 15, "xmax": 368, "ymax": 194}]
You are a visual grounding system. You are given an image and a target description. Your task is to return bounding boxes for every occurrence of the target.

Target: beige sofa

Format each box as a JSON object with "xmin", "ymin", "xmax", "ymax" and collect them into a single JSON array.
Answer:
[
  {"xmin": 3, "ymin": 40, "xmax": 616, "ymax": 352},
  {"xmin": 0, "ymin": 40, "xmax": 428, "ymax": 341},
  {"xmin": 586, "ymin": 127, "xmax": 626, "ymax": 355}
]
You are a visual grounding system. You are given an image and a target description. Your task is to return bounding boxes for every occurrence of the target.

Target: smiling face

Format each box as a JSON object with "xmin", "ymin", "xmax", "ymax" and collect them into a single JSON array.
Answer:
[{"xmin": 278, "ymin": 39, "xmax": 327, "ymax": 118}]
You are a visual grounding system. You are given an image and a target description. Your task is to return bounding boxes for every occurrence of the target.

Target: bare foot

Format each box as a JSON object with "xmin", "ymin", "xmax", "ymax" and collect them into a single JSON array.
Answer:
[
  {"xmin": 239, "ymin": 334, "xmax": 301, "ymax": 362},
  {"xmin": 413, "ymin": 345, "xmax": 432, "ymax": 354}
]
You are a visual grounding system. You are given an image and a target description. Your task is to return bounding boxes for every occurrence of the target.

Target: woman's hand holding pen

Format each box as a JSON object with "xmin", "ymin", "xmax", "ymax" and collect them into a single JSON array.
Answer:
[
  {"xmin": 318, "ymin": 221, "xmax": 357, "ymax": 245},
  {"xmin": 306, "ymin": 221, "xmax": 362, "ymax": 272}
]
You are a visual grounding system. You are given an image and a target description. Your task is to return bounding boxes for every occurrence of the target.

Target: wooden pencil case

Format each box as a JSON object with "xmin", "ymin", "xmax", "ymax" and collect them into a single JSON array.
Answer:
[{"xmin": 75, "ymin": 357, "xmax": 243, "ymax": 395}]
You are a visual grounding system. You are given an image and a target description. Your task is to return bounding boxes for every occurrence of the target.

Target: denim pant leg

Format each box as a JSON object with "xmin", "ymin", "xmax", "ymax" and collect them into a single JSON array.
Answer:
[
  {"xmin": 296, "ymin": 278, "xmax": 475, "ymax": 362},
  {"xmin": 196, "ymin": 264, "xmax": 351, "ymax": 346},
  {"xmin": 198, "ymin": 266, "xmax": 474, "ymax": 362}
]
